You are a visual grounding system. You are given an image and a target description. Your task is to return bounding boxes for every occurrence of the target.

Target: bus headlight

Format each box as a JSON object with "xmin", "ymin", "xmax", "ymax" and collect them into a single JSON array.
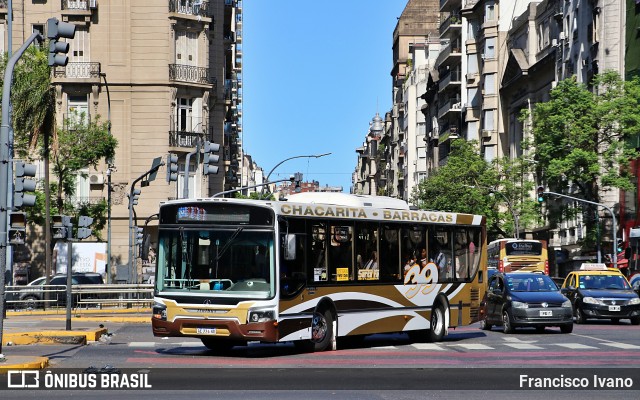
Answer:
[
  {"xmin": 153, "ymin": 303, "xmax": 167, "ymax": 321},
  {"xmin": 248, "ymin": 309, "xmax": 275, "ymax": 323}
]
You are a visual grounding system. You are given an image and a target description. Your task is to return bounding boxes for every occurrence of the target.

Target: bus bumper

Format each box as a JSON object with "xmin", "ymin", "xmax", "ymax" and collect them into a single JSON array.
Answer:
[{"xmin": 152, "ymin": 317, "xmax": 280, "ymax": 343}]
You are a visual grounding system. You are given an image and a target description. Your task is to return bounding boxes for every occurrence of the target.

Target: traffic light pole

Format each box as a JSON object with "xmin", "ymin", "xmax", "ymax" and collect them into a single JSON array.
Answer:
[
  {"xmin": 0, "ymin": 32, "xmax": 44, "ymax": 360},
  {"xmin": 542, "ymin": 190, "xmax": 618, "ymax": 269},
  {"xmin": 127, "ymin": 162, "xmax": 165, "ymax": 284}
]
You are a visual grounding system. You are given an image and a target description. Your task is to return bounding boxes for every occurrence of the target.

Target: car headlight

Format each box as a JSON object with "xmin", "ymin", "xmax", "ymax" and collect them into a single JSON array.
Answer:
[
  {"xmin": 582, "ymin": 297, "xmax": 600, "ymax": 305},
  {"xmin": 248, "ymin": 308, "xmax": 275, "ymax": 323},
  {"xmin": 627, "ymin": 297, "xmax": 640, "ymax": 305},
  {"xmin": 562, "ymin": 300, "xmax": 572, "ymax": 308},
  {"xmin": 512, "ymin": 301, "xmax": 528, "ymax": 309}
]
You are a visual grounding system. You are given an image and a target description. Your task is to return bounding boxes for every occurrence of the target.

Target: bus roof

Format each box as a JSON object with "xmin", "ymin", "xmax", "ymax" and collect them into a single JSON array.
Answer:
[{"xmin": 285, "ymin": 192, "xmax": 410, "ymax": 210}]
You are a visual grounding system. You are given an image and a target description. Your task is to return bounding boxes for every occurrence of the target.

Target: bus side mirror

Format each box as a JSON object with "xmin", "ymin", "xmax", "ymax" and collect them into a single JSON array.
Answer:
[{"xmin": 284, "ymin": 234, "xmax": 296, "ymax": 260}]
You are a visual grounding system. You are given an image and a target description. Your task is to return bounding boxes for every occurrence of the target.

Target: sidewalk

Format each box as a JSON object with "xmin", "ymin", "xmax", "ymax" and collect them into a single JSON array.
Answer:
[{"xmin": 0, "ymin": 307, "xmax": 151, "ymax": 372}]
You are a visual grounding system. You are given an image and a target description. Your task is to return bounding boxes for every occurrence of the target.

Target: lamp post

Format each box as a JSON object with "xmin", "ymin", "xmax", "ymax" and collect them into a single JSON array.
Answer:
[
  {"xmin": 262, "ymin": 153, "xmax": 331, "ymax": 196},
  {"xmin": 100, "ymin": 72, "xmax": 113, "ymax": 283}
]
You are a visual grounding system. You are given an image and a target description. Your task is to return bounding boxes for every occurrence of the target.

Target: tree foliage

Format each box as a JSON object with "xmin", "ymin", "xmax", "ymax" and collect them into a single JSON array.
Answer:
[{"xmin": 528, "ymin": 72, "xmax": 640, "ymax": 248}]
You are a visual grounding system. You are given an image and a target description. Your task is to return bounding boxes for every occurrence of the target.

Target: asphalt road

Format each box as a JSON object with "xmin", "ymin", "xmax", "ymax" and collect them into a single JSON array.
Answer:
[{"xmin": 1, "ymin": 316, "xmax": 639, "ymax": 399}]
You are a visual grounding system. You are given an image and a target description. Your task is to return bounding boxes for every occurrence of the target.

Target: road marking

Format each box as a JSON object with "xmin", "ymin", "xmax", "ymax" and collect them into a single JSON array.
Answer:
[
  {"xmin": 503, "ymin": 343, "xmax": 543, "ymax": 350},
  {"xmin": 129, "ymin": 342, "xmax": 156, "ymax": 347},
  {"xmin": 553, "ymin": 343, "xmax": 598, "ymax": 349},
  {"xmin": 448, "ymin": 343, "xmax": 493, "ymax": 350},
  {"xmin": 411, "ymin": 343, "xmax": 447, "ymax": 351},
  {"xmin": 600, "ymin": 342, "xmax": 640, "ymax": 349},
  {"xmin": 502, "ymin": 336, "xmax": 538, "ymax": 344}
]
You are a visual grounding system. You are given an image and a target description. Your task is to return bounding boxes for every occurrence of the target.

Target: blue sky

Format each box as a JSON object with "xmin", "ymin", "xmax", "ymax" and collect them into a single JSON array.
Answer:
[{"xmin": 242, "ymin": 1, "xmax": 408, "ymax": 192}]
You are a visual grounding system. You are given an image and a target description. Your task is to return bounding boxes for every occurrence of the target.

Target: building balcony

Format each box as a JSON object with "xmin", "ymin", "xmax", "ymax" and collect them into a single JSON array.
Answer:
[
  {"xmin": 438, "ymin": 69, "xmax": 462, "ymax": 93},
  {"xmin": 439, "ymin": 0, "xmax": 462, "ymax": 12},
  {"xmin": 168, "ymin": 0, "xmax": 213, "ymax": 19},
  {"xmin": 61, "ymin": 0, "xmax": 97, "ymax": 18},
  {"xmin": 169, "ymin": 115, "xmax": 209, "ymax": 148},
  {"xmin": 52, "ymin": 62, "xmax": 101, "ymax": 82},
  {"xmin": 438, "ymin": 124, "xmax": 460, "ymax": 143},
  {"xmin": 169, "ymin": 64, "xmax": 216, "ymax": 86},
  {"xmin": 439, "ymin": 13, "xmax": 462, "ymax": 38},
  {"xmin": 436, "ymin": 41, "xmax": 462, "ymax": 67},
  {"xmin": 437, "ymin": 98, "xmax": 462, "ymax": 118}
]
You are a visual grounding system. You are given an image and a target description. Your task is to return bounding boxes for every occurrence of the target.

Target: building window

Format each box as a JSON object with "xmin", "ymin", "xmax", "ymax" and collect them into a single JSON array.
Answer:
[
  {"xmin": 175, "ymin": 30, "xmax": 198, "ymax": 65},
  {"xmin": 485, "ymin": 1, "xmax": 496, "ymax": 22},
  {"xmin": 483, "ymin": 109, "xmax": 495, "ymax": 131},
  {"xmin": 70, "ymin": 27, "xmax": 89, "ymax": 62},
  {"xmin": 32, "ymin": 24, "xmax": 44, "ymax": 35},
  {"xmin": 467, "ymin": 54, "xmax": 478, "ymax": 74},
  {"xmin": 484, "ymin": 37, "xmax": 496, "ymax": 59},
  {"xmin": 483, "ymin": 73, "xmax": 496, "ymax": 95}
]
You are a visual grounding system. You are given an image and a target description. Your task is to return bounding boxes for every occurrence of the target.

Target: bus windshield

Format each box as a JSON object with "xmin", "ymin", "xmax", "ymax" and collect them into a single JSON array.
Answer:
[{"xmin": 156, "ymin": 227, "xmax": 275, "ymax": 299}]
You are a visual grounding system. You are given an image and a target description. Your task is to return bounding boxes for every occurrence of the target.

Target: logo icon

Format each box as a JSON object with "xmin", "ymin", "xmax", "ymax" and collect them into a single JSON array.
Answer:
[{"xmin": 7, "ymin": 371, "xmax": 40, "ymax": 388}]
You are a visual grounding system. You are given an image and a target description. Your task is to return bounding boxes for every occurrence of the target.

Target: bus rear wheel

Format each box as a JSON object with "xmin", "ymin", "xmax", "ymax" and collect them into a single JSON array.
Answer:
[
  {"xmin": 311, "ymin": 309, "xmax": 333, "ymax": 352},
  {"xmin": 427, "ymin": 304, "xmax": 446, "ymax": 342}
]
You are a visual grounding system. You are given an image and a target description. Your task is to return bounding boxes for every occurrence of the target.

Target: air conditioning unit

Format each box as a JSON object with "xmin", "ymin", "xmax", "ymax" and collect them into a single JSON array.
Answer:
[
  {"xmin": 89, "ymin": 173, "xmax": 104, "ymax": 185},
  {"xmin": 89, "ymin": 0, "xmax": 98, "ymax": 9},
  {"xmin": 481, "ymin": 130, "xmax": 492, "ymax": 138}
]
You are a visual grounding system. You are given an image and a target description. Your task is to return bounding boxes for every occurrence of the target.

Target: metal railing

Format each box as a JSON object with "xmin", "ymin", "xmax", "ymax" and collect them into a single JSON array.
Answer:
[
  {"xmin": 53, "ymin": 62, "xmax": 101, "ymax": 79},
  {"xmin": 169, "ymin": 64, "xmax": 216, "ymax": 85},
  {"xmin": 4, "ymin": 283, "xmax": 154, "ymax": 310},
  {"xmin": 168, "ymin": 0, "xmax": 212, "ymax": 17}
]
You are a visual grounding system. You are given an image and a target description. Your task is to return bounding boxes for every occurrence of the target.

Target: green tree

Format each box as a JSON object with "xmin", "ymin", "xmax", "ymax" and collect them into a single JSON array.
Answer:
[{"xmin": 528, "ymin": 72, "xmax": 640, "ymax": 246}]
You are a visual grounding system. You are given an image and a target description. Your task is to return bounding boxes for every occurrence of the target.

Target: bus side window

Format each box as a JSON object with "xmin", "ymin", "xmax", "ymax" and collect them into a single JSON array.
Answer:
[{"xmin": 329, "ymin": 224, "xmax": 353, "ymax": 282}]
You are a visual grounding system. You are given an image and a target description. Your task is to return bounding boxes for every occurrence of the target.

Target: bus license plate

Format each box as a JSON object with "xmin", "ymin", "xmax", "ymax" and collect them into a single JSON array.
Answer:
[
  {"xmin": 196, "ymin": 327, "xmax": 217, "ymax": 335},
  {"xmin": 608, "ymin": 305, "xmax": 621, "ymax": 312},
  {"xmin": 539, "ymin": 310, "xmax": 552, "ymax": 317}
]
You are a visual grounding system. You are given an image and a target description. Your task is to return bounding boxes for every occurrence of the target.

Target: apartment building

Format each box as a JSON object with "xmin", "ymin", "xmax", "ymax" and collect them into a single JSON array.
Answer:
[
  {"xmin": 355, "ymin": 0, "xmax": 635, "ymax": 272},
  {"xmin": 2, "ymin": 0, "xmax": 243, "ymax": 282}
]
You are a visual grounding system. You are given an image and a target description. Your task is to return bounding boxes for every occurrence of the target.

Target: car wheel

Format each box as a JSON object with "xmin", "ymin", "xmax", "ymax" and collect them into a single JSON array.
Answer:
[
  {"xmin": 574, "ymin": 306, "xmax": 587, "ymax": 324},
  {"xmin": 427, "ymin": 304, "xmax": 446, "ymax": 342},
  {"xmin": 502, "ymin": 309, "xmax": 514, "ymax": 334},
  {"xmin": 479, "ymin": 317, "xmax": 492, "ymax": 331},
  {"xmin": 560, "ymin": 324, "xmax": 573, "ymax": 333},
  {"xmin": 22, "ymin": 295, "xmax": 39, "ymax": 310},
  {"xmin": 630, "ymin": 317, "xmax": 640, "ymax": 326}
]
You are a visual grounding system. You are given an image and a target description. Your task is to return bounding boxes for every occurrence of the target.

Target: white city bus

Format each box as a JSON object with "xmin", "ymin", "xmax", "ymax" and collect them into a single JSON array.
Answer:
[{"xmin": 151, "ymin": 192, "xmax": 487, "ymax": 352}]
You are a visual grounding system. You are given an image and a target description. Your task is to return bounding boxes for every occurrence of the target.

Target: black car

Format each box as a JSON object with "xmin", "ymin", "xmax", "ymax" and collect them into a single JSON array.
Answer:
[
  {"xmin": 479, "ymin": 272, "xmax": 573, "ymax": 333},
  {"xmin": 561, "ymin": 268, "xmax": 640, "ymax": 325},
  {"xmin": 17, "ymin": 272, "xmax": 104, "ymax": 309}
]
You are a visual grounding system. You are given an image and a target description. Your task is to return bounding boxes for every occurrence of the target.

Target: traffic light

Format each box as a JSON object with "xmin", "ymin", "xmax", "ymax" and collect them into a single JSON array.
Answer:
[
  {"xmin": 293, "ymin": 172, "xmax": 303, "ymax": 193},
  {"xmin": 129, "ymin": 188, "xmax": 141, "ymax": 209},
  {"xmin": 14, "ymin": 161, "xmax": 37, "ymax": 208},
  {"xmin": 203, "ymin": 141, "xmax": 220, "ymax": 175},
  {"xmin": 52, "ymin": 215, "xmax": 71, "ymax": 240},
  {"xmin": 617, "ymin": 239, "xmax": 623, "ymax": 254},
  {"xmin": 77, "ymin": 215, "xmax": 93, "ymax": 240},
  {"xmin": 8, "ymin": 212, "xmax": 27, "ymax": 245},
  {"xmin": 166, "ymin": 153, "xmax": 179, "ymax": 182},
  {"xmin": 46, "ymin": 18, "xmax": 76, "ymax": 67},
  {"xmin": 536, "ymin": 186, "xmax": 545, "ymax": 202},
  {"xmin": 135, "ymin": 227, "xmax": 144, "ymax": 245}
]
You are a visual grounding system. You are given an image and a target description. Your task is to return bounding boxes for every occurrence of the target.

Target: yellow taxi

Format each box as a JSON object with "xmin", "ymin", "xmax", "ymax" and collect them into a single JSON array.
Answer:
[{"xmin": 561, "ymin": 263, "xmax": 640, "ymax": 325}]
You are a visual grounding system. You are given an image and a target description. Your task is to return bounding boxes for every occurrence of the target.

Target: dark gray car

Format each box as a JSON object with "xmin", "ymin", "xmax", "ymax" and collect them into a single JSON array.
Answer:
[{"xmin": 479, "ymin": 272, "xmax": 573, "ymax": 333}]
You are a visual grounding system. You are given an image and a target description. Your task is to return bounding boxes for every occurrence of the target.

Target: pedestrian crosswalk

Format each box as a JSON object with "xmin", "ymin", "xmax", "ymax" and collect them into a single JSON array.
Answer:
[{"xmin": 127, "ymin": 340, "xmax": 640, "ymax": 351}]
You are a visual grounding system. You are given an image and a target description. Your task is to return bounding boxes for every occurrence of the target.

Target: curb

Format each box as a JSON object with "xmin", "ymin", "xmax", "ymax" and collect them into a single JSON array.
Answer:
[
  {"xmin": 2, "ymin": 328, "xmax": 107, "ymax": 346},
  {"xmin": 0, "ymin": 356, "xmax": 49, "ymax": 372}
]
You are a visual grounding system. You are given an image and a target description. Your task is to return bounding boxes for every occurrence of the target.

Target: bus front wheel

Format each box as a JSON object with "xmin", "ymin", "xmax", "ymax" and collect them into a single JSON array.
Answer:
[
  {"xmin": 427, "ymin": 304, "xmax": 446, "ymax": 342},
  {"xmin": 311, "ymin": 309, "xmax": 333, "ymax": 352}
]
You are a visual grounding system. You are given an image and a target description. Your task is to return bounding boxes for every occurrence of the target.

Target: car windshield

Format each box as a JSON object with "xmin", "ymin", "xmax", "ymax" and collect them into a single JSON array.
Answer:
[
  {"xmin": 507, "ymin": 275, "xmax": 558, "ymax": 292},
  {"xmin": 579, "ymin": 274, "xmax": 631, "ymax": 290}
]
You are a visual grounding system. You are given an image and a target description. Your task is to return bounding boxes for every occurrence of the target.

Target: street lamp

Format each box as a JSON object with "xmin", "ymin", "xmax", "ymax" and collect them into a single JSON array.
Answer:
[
  {"xmin": 100, "ymin": 72, "xmax": 113, "ymax": 283},
  {"xmin": 262, "ymin": 153, "xmax": 331, "ymax": 196}
]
